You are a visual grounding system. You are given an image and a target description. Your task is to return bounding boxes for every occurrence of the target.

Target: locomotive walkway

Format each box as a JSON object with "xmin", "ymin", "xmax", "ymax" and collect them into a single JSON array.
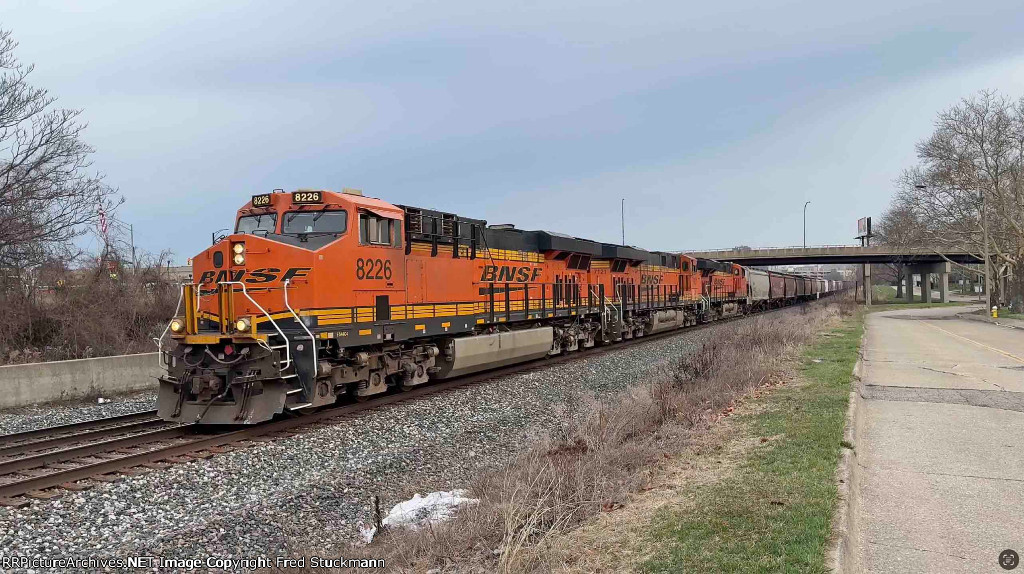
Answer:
[{"xmin": 846, "ymin": 305, "xmax": 1024, "ymax": 573}]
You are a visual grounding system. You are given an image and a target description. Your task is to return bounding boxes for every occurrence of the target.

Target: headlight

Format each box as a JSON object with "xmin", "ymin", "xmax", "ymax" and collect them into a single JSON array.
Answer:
[
  {"xmin": 235, "ymin": 317, "xmax": 251, "ymax": 333},
  {"xmin": 233, "ymin": 253, "xmax": 245, "ymax": 265},
  {"xmin": 232, "ymin": 242, "xmax": 245, "ymax": 255},
  {"xmin": 169, "ymin": 318, "xmax": 185, "ymax": 333}
]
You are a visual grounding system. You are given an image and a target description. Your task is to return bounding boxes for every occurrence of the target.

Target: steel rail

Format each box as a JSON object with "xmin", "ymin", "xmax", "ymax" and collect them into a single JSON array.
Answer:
[
  {"xmin": 0, "ymin": 426, "xmax": 191, "ymax": 479},
  {"xmin": 0, "ymin": 410, "xmax": 159, "ymax": 447},
  {"xmin": 0, "ymin": 418, "xmax": 175, "ymax": 459},
  {"xmin": 0, "ymin": 296, "xmax": 843, "ymax": 501}
]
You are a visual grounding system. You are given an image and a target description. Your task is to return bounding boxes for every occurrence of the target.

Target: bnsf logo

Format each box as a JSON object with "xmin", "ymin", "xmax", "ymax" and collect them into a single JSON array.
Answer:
[
  {"xmin": 480, "ymin": 265, "xmax": 542, "ymax": 283},
  {"xmin": 640, "ymin": 275, "xmax": 661, "ymax": 285},
  {"xmin": 197, "ymin": 267, "xmax": 310, "ymax": 285}
]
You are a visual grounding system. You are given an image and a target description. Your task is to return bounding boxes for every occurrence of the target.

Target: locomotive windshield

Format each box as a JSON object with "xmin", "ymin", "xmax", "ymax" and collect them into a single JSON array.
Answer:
[
  {"xmin": 236, "ymin": 213, "xmax": 278, "ymax": 234},
  {"xmin": 282, "ymin": 210, "xmax": 348, "ymax": 235}
]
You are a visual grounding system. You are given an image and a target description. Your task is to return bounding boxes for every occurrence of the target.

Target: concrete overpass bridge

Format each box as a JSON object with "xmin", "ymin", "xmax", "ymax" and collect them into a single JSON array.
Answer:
[{"xmin": 683, "ymin": 245, "xmax": 983, "ymax": 305}]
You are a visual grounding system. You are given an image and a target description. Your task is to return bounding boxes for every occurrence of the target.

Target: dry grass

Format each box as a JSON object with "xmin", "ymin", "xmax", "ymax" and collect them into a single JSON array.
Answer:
[
  {"xmin": 0, "ymin": 257, "xmax": 178, "ymax": 364},
  {"xmin": 274, "ymin": 297, "xmax": 855, "ymax": 573}
]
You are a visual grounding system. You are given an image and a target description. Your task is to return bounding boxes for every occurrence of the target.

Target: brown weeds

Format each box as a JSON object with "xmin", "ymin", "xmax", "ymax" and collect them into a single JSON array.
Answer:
[{"xmin": 276, "ymin": 298, "xmax": 849, "ymax": 574}]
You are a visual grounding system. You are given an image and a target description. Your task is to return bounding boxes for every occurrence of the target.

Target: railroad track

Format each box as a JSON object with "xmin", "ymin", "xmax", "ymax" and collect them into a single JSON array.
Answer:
[
  {"xmin": 0, "ymin": 410, "xmax": 165, "ymax": 457},
  {"xmin": 0, "ymin": 299, "xmax": 832, "ymax": 506}
]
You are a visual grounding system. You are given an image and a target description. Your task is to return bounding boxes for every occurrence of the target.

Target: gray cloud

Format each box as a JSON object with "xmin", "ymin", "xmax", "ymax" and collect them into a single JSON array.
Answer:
[{"xmin": 5, "ymin": 0, "xmax": 1024, "ymax": 259}]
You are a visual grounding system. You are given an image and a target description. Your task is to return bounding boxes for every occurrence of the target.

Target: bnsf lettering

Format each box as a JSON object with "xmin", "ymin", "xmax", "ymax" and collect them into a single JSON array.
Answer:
[
  {"xmin": 246, "ymin": 267, "xmax": 280, "ymax": 283},
  {"xmin": 640, "ymin": 275, "xmax": 661, "ymax": 285},
  {"xmin": 197, "ymin": 267, "xmax": 310, "ymax": 284},
  {"xmin": 214, "ymin": 270, "xmax": 245, "ymax": 283},
  {"xmin": 480, "ymin": 265, "xmax": 542, "ymax": 282}
]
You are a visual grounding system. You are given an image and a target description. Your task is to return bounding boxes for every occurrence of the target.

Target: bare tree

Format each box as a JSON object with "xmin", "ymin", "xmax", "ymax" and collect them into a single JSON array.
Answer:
[
  {"xmin": 893, "ymin": 90, "xmax": 1024, "ymax": 307},
  {"xmin": 0, "ymin": 29, "xmax": 118, "ymax": 269},
  {"xmin": 874, "ymin": 196, "xmax": 926, "ymax": 298}
]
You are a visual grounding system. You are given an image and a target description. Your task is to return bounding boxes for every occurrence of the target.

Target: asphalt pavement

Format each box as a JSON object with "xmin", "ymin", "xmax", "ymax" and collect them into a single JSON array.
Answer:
[{"xmin": 852, "ymin": 305, "xmax": 1024, "ymax": 574}]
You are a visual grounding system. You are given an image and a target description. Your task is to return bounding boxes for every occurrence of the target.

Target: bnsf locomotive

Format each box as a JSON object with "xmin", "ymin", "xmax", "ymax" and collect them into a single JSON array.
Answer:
[{"xmin": 158, "ymin": 189, "xmax": 849, "ymax": 424}]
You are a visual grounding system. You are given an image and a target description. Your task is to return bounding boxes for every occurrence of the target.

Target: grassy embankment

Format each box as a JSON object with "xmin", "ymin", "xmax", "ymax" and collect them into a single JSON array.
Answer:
[
  {"xmin": 279, "ymin": 301, "xmax": 864, "ymax": 573},
  {"xmin": 640, "ymin": 307, "xmax": 864, "ymax": 573}
]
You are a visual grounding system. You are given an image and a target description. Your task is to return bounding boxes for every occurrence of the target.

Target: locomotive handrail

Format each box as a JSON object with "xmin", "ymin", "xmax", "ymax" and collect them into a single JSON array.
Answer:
[
  {"xmin": 283, "ymin": 278, "xmax": 319, "ymax": 381},
  {"xmin": 217, "ymin": 281, "xmax": 293, "ymax": 373},
  {"xmin": 155, "ymin": 284, "xmax": 186, "ymax": 368}
]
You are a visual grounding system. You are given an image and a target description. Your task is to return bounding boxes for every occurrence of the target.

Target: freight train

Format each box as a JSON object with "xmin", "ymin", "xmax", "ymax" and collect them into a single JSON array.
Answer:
[{"xmin": 157, "ymin": 189, "xmax": 851, "ymax": 424}]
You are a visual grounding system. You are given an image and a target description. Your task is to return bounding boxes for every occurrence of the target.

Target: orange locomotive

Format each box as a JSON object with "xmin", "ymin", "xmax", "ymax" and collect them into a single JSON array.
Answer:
[{"xmin": 158, "ymin": 189, "xmax": 766, "ymax": 424}]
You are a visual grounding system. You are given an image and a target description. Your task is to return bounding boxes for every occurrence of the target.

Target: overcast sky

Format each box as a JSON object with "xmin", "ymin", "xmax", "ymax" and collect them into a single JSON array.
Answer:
[{"xmin": 6, "ymin": 0, "xmax": 1024, "ymax": 262}]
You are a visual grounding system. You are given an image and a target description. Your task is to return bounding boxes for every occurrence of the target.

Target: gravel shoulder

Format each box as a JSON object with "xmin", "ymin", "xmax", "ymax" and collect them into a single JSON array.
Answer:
[
  {"xmin": 0, "ymin": 390, "xmax": 157, "ymax": 436},
  {"xmin": 0, "ymin": 313, "xmax": 800, "ymax": 571}
]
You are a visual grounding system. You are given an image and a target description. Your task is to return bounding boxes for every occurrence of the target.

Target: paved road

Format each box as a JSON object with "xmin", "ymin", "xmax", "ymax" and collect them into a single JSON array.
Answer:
[{"xmin": 853, "ymin": 305, "xmax": 1024, "ymax": 574}]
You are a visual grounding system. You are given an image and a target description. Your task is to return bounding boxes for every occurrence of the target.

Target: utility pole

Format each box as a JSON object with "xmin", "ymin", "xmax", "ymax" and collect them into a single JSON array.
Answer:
[
  {"xmin": 981, "ymin": 188, "xmax": 992, "ymax": 312},
  {"xmin": 803, "ymin": 201, "xmax": 811, "ymax": 248},
  {"xmin": 129, "ymin": 223, "xmax": 136, "ymax": 273},
  {"xmin": 621, "ymin": 198, "xmax": 625, "ymax": 246}
]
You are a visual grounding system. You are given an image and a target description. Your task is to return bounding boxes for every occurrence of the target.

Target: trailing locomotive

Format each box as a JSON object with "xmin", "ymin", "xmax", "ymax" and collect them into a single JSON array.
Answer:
[{"xmin": 157, "ymin": 189, "xmax": 850, "ymax": 425}]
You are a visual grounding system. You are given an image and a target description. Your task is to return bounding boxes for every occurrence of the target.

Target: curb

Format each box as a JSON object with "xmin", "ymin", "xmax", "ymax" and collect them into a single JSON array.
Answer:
[
  {"xmin": 956, "ymin": 311, "xmax": 1024, "ymax": 330},
  {"xmin": 828, "ymin": 330, "xmax": 866, "ymax": 574}
]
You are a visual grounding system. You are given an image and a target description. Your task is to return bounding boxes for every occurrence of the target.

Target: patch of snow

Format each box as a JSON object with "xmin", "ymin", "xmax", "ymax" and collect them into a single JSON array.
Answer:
[
  {"xmin": 360, "ymin": 490, "xmax": 478, "ymax": 544},
  {"xmin": 357, "ymin": 521, "xmax": 376, "ymax": 545},
  {"xmin": 384, "ymin": 489, "xmax": 477, "ymax": 530}
]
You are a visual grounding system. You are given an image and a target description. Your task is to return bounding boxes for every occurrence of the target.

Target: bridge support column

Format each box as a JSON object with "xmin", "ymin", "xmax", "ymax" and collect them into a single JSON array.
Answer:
[
  {"xmin": 904, "ymin": 267, "xmax": 914, "ymax": 303},
  {"xmin": 908, "ymin": 262, "xmax": 950, "ymax": 304},
  {"xmin": 938, "ymin": 269, "xmax": 949, "ymax": 303},
  {"xmin": 937, "ymin": 261, "xmax": 950, "ymax": 303},
  {"xmin": 864, "ymin": 263, "xmax": 872, "ymax": 306}
]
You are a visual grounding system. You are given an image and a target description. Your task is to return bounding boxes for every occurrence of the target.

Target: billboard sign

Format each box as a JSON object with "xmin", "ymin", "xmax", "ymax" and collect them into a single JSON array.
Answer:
[{"xmin": 856, "ymin": 217, "xmax": 872, "ymax": 239}]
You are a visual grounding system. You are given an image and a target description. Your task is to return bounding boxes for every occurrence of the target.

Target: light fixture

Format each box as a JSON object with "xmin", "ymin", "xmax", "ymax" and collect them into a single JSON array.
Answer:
[
  {"xmin": 235, "ymin": 317, "xmax": 252, "ymax": 333},
  {"xmin": 169, "ymin": 319, "xmax": 185, "ymax": 333}
]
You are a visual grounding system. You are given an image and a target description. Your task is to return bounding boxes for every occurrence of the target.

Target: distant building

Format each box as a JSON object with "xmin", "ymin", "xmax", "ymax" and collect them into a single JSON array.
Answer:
[{"xmin": 166, "ymin": 266, "xmax": 193, "ymax": 282}]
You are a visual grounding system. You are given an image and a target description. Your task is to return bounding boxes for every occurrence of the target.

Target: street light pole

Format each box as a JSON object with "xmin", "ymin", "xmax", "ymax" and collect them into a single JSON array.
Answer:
[
  {"xmin": 803, "ymin": 201, "xmax": 811, "ymax": 248},
  {"xmin": 621, "ymin": 198, "xmax": 625, "ymax": 246},
  {"xmin": 981, "ymin": 189, "xmax": 993, "ymax": 312}
]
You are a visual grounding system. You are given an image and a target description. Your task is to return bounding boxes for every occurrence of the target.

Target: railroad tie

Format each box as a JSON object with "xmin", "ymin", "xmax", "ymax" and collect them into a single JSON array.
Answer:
[
  {"xmin": 141, "ymin": 462, "xmax": 171, "ymax": 470},
  {"xmin": 60, "ymin": 482, "xmax": 92, "ymax": 492}
]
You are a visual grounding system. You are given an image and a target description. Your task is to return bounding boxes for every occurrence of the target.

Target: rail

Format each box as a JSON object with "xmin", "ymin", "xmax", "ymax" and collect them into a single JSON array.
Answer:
[{"xmin": 0, "ymin": 297, "xmax": 836, "ymax": 503}]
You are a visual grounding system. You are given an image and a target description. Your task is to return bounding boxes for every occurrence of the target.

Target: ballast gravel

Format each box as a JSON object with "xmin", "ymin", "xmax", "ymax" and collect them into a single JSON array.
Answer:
[
  {"xmin": 0, "ymin": 391, "xmax": 157, "ymax": 436},
  {"xmin": 0, "ymin": 318, "xmax": 778, "ymax": 571}
]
